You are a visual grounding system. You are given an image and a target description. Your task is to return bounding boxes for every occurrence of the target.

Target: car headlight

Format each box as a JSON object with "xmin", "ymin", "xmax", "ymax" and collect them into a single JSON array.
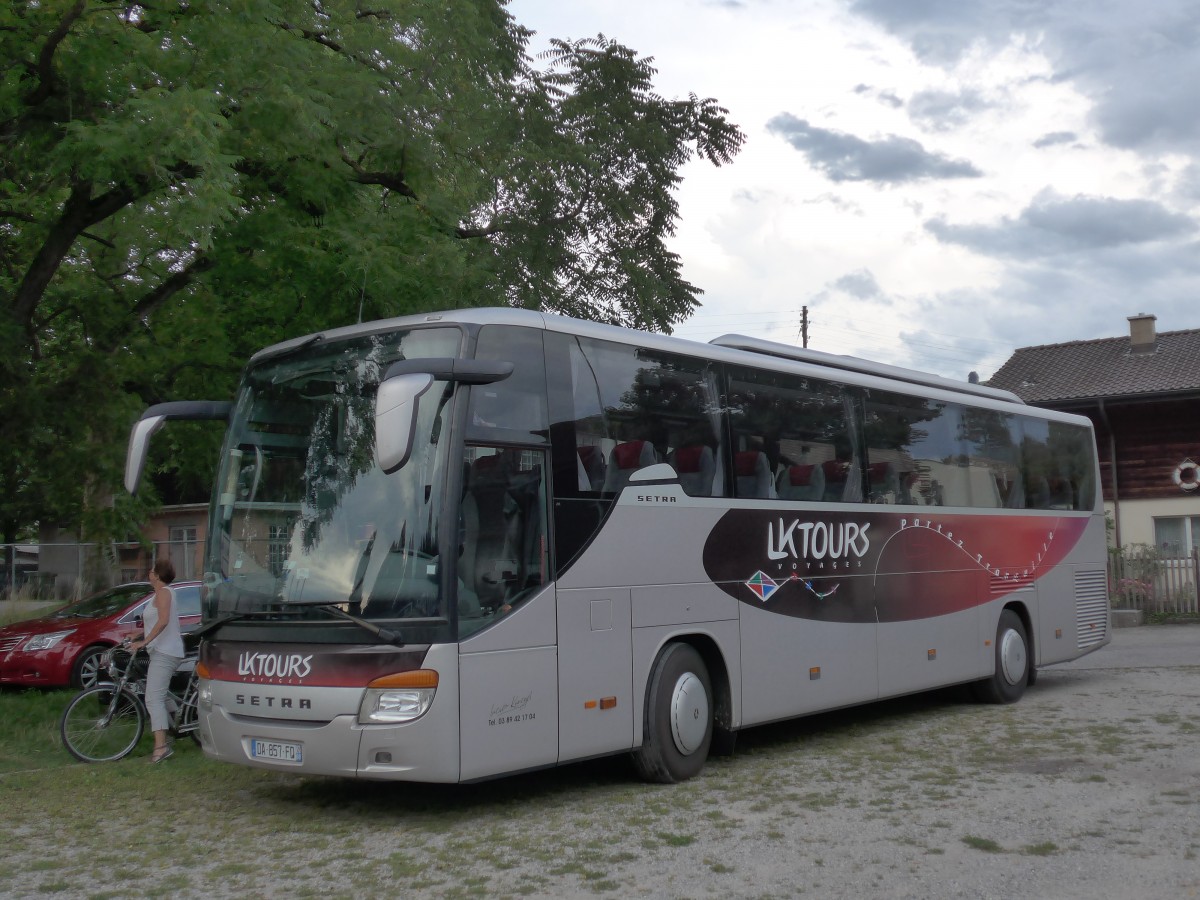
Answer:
[
  {"xmin": 358, "ymin": 670, "xmax": 438, "ymax": 724},
  {"xmin": 23, "ymin": 630, "xmax": 75, "ymax": 651}
]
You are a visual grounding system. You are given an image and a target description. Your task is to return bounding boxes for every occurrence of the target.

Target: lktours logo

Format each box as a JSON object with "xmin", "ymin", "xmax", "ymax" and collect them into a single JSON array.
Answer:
[
  {"xmin": 743, "ymin": 517, "xmax": 874, "ymax": 605},
  {"xmin": 237, "ymin": 651, "xmax": 314, "ymax": 682},
  {"xmin": 767, "ymin": 517, "xmax": 871, "ymax": 564}
]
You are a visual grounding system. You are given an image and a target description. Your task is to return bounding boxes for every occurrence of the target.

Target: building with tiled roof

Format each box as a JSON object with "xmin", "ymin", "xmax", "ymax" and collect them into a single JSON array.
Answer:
[{"xmin": 989, "ymin": 314, "xmax": 1200, "ymax": 554}]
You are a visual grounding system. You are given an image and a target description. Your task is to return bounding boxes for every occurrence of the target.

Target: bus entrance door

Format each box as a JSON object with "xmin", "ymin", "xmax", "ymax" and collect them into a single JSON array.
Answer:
[{"xmin": 458, "ymin": 585, "xmax": 559, "ymax": 781}]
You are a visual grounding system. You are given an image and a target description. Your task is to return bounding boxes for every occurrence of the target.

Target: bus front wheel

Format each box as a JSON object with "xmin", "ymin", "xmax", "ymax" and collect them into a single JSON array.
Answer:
[
  {"xmin": 973, "ymin": 610, "xmax": 1029, "ymax": 704},
  {"xmin": 632, "ymin": 642, "xmax": 712, "ymax": 784}
]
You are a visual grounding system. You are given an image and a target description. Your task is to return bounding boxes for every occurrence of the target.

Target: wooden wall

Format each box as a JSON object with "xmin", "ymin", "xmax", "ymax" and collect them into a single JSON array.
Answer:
[{"xmin": 1084, "ymin": 398, "xmax": 1200, "ymax": 501}]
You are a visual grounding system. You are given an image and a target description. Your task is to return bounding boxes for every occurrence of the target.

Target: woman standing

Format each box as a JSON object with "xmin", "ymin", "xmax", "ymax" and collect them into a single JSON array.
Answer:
[{"xmin": 129, "ymin": 558, "xmax": 185, "ymax": 763}]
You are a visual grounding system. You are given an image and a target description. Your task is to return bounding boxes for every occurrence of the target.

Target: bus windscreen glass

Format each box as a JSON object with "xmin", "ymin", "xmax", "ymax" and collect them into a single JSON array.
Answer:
[{"xmin": 204, "ymin": 327, "xmax": 461, "ymax": 626}]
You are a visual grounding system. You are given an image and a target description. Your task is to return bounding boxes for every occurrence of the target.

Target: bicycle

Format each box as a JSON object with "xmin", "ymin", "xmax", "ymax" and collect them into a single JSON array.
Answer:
[{"xmin": 59, "ymin": 639, "xmax": 200, "ymax": 763}]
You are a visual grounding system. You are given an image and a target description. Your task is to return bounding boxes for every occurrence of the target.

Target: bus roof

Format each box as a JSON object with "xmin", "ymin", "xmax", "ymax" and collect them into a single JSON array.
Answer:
[
  {"xmin": 250, "ymin": 307, "xmax": 1024, "ymax": 408},
  {"xmin": 709, "ymin": 334, "xmax": 1024, "ymax": 405}
]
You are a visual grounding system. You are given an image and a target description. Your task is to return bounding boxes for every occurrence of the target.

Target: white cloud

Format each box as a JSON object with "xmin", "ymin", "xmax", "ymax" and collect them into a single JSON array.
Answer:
[
  {"xmin": 907, "ymin": 87, "xmax": 997, "ymax": 132},
  {"xmin": 850, "ymin": 0, "xmax": 1200, "ymax": 154},
  {"xmin": 1032, "ymin": 131, "xmax": 1078, "ymax": 149},
  {"xmin": 507, "ymin": 0, "xmax": 1200, "ymax": 378},
  {"xmin": 926, "ymin": 191, "xmax": 1198, "ymax": 258},
  {"xmin": 766, "ymin": 114, "xmax": 984, "ymax": 183}
]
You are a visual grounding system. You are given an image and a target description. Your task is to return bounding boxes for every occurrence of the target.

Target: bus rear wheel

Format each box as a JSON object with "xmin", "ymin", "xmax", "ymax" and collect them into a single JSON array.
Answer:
[
  {"xmin": 632, "ymin": 642, "xmax": 712, "ymax": 784},
  {"xmin": 973, "ymin": 609, "xmax": 1029, "ymax": 704}
]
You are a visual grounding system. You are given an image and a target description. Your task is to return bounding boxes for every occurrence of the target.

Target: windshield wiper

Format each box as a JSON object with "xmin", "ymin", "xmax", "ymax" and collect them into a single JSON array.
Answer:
[
  {"xmin": 187, "ymin": 610, "xmax": 284, "ymax": 640},
  {"xmin": 315, "ymin": 604, "xmax": 404, "ymax": 646},
  {"xmin": 189, "ymin": 605, "xmax": 404, "ymax": 646}
]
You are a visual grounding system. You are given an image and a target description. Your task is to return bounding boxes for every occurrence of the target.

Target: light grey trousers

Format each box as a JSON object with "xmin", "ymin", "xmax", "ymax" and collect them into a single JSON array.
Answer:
[{"xmin": 145, "ymin": 649, "xmax": 184, "ymax": 733}]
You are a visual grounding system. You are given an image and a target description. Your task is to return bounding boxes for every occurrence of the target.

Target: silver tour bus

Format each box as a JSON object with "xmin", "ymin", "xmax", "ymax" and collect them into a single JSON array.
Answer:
[{"xmin": 124, "ymin": 308, "xmax": 1109, "ymax": 783}]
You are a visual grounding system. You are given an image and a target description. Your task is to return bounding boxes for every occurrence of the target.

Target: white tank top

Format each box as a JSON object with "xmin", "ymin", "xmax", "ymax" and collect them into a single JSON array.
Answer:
[{"xmin": 143, "ymin": 585, "xmax": 185, "ymax": 658}]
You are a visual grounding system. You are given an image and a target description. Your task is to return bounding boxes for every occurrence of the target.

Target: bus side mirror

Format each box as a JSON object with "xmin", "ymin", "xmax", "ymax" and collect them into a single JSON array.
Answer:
[
  {"xmin": 125, "ymin": 415, "xmax": 167, "ymax": 494},
  {"xmin": 124, "ymin": 401, "xmax": 233, "ymax": 494},
  {"xmin": 375, "ymin": 359, "xmax": 514, "ymax": 474},
  {"xmin": 376, "ymin": 373, "xmax": 435, "ymax": 474}
]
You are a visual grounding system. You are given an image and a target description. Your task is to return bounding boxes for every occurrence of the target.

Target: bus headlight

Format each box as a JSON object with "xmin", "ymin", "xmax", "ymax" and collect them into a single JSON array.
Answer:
[
  {"xmin": 195, "ymin": 661, "xmax": 213, "ymax": 711},
  {"xmin": 358, "ymin": 669, "xmax": 438, "ymax": 724}
]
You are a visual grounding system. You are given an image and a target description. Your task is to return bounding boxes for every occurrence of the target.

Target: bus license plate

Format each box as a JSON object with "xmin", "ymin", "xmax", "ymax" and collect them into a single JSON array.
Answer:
[{"xmin": 251, "ymin": 738, "xmax": 302, "ymax": 764}]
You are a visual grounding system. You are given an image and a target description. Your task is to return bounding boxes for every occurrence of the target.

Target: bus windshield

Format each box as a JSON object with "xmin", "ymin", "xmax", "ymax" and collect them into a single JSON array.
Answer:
[{"xmin": 204, "ymin": 327, "xmax": 461, "ymax": 628}]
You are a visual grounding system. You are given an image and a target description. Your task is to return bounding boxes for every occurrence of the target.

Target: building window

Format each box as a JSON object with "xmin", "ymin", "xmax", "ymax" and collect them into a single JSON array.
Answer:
[
  {"xmin": 268, "ymin": 523, "xmax": 292, "ymax": 577},
  {"xmin": 168, "ymin": 526, "xmax": 199, "ymax": 579},
  {"xmin": 1152, "ymin": 517, "xmax": 1200, "ymax": 556}
]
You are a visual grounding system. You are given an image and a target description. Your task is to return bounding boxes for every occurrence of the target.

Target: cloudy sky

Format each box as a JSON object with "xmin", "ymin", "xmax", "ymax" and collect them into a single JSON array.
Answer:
[{"xmin": 507, "ymin": 0, "xmax": 1200, "ymax": 381}]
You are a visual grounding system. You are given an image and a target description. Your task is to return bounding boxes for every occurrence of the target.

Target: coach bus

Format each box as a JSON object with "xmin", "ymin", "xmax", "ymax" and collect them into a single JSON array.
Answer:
[{"xmin": 124, "ymin": 308, "xmax": 1109, "ymax": 783}]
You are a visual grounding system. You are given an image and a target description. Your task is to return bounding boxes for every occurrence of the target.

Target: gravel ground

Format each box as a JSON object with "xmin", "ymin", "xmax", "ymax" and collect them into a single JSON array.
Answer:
[
  {"xmin": 4, "ymin": 624, "xmax": 1198, "ymax": 899},
  {"xmin": 420, "ymin": 625, "xmax": 1200, "ymax": 900}
]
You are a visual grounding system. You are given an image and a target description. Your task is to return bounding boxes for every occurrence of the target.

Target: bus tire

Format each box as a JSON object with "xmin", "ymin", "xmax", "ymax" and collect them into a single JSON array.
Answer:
[
  {"xmin": 973, "ymin": 610, "xmax": 1029, "ymax": 704},
  {"xmin": 632, "ymin": 642, "xmax": 713, "ymax": 784}
]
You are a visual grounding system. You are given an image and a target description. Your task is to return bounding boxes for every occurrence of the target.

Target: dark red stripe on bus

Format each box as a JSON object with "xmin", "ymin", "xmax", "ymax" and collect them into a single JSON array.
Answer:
[
  {"xmin": 704, "ymin": 509, "xmax": 1091, "ymax": 623},
  {"xmin": 200, "ymin": 642, "xmax": 429, "ymax": 687}
]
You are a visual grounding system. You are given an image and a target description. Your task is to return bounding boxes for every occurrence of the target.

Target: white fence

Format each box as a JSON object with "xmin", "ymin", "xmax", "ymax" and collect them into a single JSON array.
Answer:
[{"xmin": 1108, "ymin": 547, "xmax": 1199, "ymax": 615}]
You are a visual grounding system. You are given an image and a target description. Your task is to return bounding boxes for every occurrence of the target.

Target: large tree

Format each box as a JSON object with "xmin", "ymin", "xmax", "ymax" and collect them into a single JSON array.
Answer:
[{"xmin": 0, "ymin": 1, "xmax": 744, "ymax": 542}]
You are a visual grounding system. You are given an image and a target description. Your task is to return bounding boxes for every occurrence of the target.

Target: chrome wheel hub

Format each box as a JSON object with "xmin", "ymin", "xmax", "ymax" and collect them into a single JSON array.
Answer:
[
  {"xmin": 670, "ymin": 672, "xmax": 709, "ymax": 755},
  {"xmin": 999, "ymin": 628, "xmax": 1027, "ymax": 685}
]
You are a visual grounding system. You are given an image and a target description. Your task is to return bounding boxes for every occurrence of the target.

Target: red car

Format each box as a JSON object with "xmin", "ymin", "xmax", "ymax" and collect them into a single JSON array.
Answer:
[{"xmin": 0, "ymin": 581, "xmax": 201, "ymax": 689}]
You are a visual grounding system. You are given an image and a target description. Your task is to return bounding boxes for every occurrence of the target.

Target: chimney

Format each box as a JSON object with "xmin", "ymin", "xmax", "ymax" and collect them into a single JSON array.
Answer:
[{"xmin": 1127, "ymin": 313, "xmax": 1157, "ymax": 353}]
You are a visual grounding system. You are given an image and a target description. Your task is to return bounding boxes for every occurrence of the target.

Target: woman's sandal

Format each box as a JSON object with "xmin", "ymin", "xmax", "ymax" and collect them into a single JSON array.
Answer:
[{"xmin": 150, "ymin": 745, "xmax": 174, "ymax": 764}]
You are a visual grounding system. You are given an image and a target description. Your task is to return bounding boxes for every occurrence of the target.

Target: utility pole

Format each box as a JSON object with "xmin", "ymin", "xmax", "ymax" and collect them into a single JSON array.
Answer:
[{"xmin": 800, "ymin": 305, "xmax": 809, "ymax": 348}]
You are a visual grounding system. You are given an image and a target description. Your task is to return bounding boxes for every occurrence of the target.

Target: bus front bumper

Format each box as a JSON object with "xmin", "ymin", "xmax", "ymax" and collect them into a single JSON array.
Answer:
[{"xmin": 199, "ymin": 685, "xmax": 462, "ymax": 782}]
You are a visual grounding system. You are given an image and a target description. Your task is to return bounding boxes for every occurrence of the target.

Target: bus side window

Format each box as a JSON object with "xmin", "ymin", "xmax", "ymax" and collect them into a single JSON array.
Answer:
[
  {"xmin": 576, "ymin": 445, "xmax": 605, "ymax": 491},
  {"xmin": 460, "ymin": 446, "xmax": 548, "ymax": 627},
  {"xmin": 563, "ymin": 335, "xmax": 718, "ymax": 498},
  {"xmin": 725, "ymin": 366, "xmax": 856, "ymax": 503},
  {"xmin": 733, "ymin": 447, "xmax": 776, "ymax": 499},
  {"xmin": 667, "ymin": 444, "xmax": 716, "ymax": 496}
]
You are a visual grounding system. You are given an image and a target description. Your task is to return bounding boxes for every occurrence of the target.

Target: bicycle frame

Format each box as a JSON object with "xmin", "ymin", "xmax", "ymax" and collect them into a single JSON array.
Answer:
[
  {"xmin": 61, "ymin": 643, "xmax": 200, "ymax": 763},
  {"xmin": 98, "ymin": 644, "xmax": 199, "ymax": 734}
]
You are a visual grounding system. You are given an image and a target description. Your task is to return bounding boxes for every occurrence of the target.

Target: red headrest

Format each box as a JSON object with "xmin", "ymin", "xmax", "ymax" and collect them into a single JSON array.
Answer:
[
  {"xmin": 674, "ymin": 445, "xmax": 705, "ymax": 473},
  {"xmin": 822, "ymin": 459, "xmax": 847, "ymax": 480},
  {"xmin": 788, "ymin": 464, "xmax": 815, "ymax": 486},
  {"xmin": 735, "ymin": 451, "xmax": 762, "ymax": 476},
  {"xmin": 613, "ymin": 440, "xmax": 648, "ymax": 470}
]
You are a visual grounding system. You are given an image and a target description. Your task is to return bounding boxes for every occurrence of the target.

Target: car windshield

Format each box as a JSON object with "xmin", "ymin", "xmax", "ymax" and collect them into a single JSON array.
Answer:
[
  {"xmin": 204, "ymin": 326, "xmax": 461, "ymax": 628},
  {"xmin": 56, "ymin": 583, "xmax": 151, "ymax": 619}
]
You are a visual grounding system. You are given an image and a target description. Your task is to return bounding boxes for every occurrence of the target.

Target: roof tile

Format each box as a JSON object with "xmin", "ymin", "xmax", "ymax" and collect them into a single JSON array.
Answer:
[{"xmin": 987, "ymin": 328, "xmax": 1200, "ymax": 402}]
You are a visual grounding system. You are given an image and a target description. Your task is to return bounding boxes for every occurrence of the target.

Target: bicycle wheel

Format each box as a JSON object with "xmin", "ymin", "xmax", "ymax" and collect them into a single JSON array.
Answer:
[
  {"xmin": 176, "ymin": 673, "xmax": 201, "ymax": 746},
  {"xmin": 60, "ymin": 686, "xmax": 146, "ymax": 763}
]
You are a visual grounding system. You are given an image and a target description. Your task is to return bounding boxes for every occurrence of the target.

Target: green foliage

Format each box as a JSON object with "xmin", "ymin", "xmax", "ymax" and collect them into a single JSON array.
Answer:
[{"xmin": 0, "ymin": 1, "xmax": 744, "ymax": 541}]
